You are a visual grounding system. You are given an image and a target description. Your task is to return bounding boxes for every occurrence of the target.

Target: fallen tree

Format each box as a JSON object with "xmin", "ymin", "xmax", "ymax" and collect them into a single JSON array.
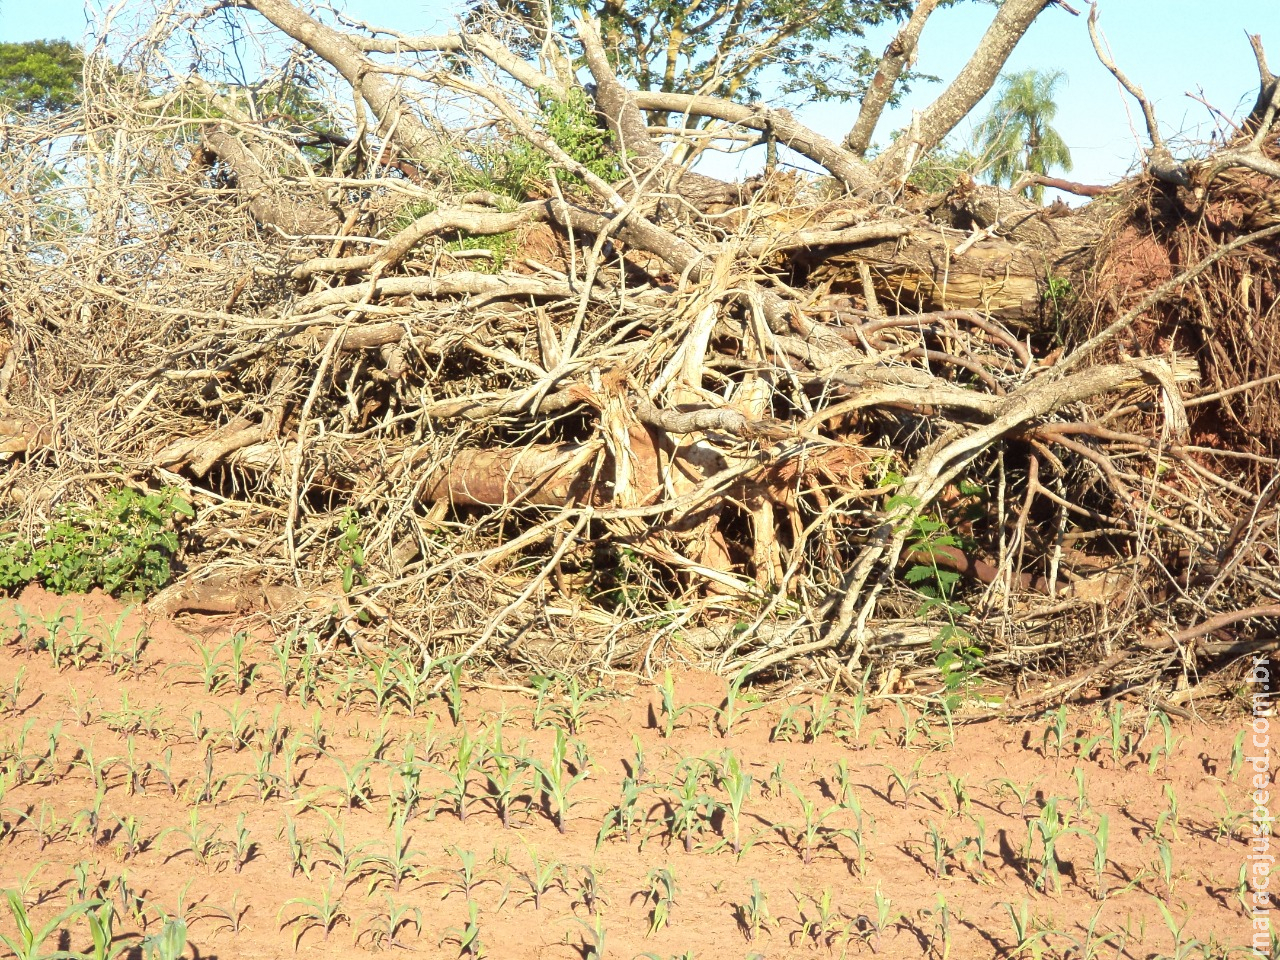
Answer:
[{"xmin": 0, "ymin": 0, "xmax": 1276, "ymax": 705}]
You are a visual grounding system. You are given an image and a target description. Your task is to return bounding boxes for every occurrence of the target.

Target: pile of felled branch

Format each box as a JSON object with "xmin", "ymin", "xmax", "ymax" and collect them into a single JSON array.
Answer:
[{"xmin": 0, "ymin": 0, "xmax": 1276, "ymax": 705}]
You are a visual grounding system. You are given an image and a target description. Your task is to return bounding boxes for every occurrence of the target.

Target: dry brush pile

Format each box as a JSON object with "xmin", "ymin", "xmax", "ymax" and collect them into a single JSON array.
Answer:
[{"xmin": 0, "ymin": 0, "xmax": 1277, "ymax": 703}]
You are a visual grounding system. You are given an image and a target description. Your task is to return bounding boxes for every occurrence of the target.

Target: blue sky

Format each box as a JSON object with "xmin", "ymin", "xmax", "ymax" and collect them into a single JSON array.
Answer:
[{"xmin": 3, "ymin": 1, "xmax": 1276, "ymax": 187}]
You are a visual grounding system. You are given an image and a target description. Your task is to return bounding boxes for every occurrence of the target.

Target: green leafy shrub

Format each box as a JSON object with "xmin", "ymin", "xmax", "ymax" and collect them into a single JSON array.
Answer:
[{"xmin": 0, "ymin": 486, "xmax": 192, "ymax": 599}]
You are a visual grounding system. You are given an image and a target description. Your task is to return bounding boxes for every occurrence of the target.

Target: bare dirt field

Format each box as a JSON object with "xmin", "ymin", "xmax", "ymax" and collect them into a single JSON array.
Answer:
[{"xmin": 0, "ymin": 586, "xmax": 1258, "ymax": 959}]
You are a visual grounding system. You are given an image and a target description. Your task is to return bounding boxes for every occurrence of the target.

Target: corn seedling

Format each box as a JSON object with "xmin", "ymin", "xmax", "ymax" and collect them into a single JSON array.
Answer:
[
  {"xmin": 1214, "ymin": 786, "xmax": 1247, "ymax": 842},
  {"xmin": 1154, "ymin": 783, "xmax": 1181, "ymax": 841},
  {"xmin": 0, "ymin": 890, "xmax": 99, "ymax": 960},
  {"xmin": 139, "ymin": 918, "xmax": 187, "ymax": 960},
  {"xmin": 655, "ymin": 669, "xmax": 705, "ymax": 738},
  {"xmin": 576, "ymin": 910, "xmax": 608, "ymax": 960},
  {"xmin": 924, "ymin": 820, "xmax": 955, "ymax": 879},
  {"xmin": 769, "ymin": 704, "xmax": 807, "ymax": 743},
  {"xmin": 782, "ymin": 785, "xmax": 851, "ymax": 866},
  {"xmin": 481, "ymin": 735, "xmax": 531, "ymax": 829},
  {"xmin": 441, "ymin": 846, "xmax": 499, "ymax": 901},
  {"xmin": 667, "ymin": 759, "xmax": 718, "ymax": 853},
  {"xmin": 860, "ymin": 884, "xmax": 901, "ymax": 954},
  {"xmin": 714, "ymin": 750, "xmax": 754, "ymax": 857},
  {"xmin": 222, "ymin": 631, "xmax": 256, "ymax": 694},
  {"xmin": 97, "ymin": 610, "xmax": 144, "ymax": 676},
  {"xmin": 924, "ymin": 892, "xmax": 953, "ymax": 960},
  {"xmin": 992, "ymin": 776, "xmax": 1040, "ymax": 821},
  {"xmin": 715, "ymin": 668, "xmax": 766, "ymax": 737},
  {"xmin": 880, "ymin": 757, "xmax": 925, "ymax": 808},
  {"xmin": 441, "ymin": 657, "xmax": 465, "ymax": 725},
  {"xmin": 1155, "ymin": 840, "xmax": 1179, "ymax": 895},
  {"xmin": 573, "ymin": 864, "xmax": 608, "ymax": 914},
  {"xmin": 639, "ymin": 867, "xmax": 677, "ymax": 937},
  {"xmin": 71, "ymin": 740, "xmax": 117, "ymax": 793},
  {"xmin": 1153, "ymin": 898, "xmax": 1204, "ymax": 960},
  {"xmin": 941, "ymin": 773, "xmax": 971, "ymax": 817},
  {"xmin": 1002, "ymin": 901, "xmax": 1050, "ymax": 960},
  {"xmin": 66, "ymin": 687, "xmax": 100, "ymax": 727},
  {"xmin": 1041, "ymin": 705, "xmax": 1070, "ymax": 760},
  {"xmin": 1228, "ymin": 730, "xmax": 1247, "ymax": 781},
  {"xmin": 315, "ymin": 811, "xmax": 376, "ymax": 887},
  {"xmin": 230, "ymin": 813, "xmax": 255, "ymax": 873},
  {"xmin": 528, "ymin": 728, "xmax": 589, "ymax": 834},
  {"xmin": 365, "ymin": 815, "xmax": 424, "ymax": 892},
  {"xmin": 434, "ymin": 726, "xmax": 483, "ymax": 822},
  {"xmin": 279, "ymin": 883, "xmax": 350, "ymax": 949},
  {"xmin": 357, "ymin": 894, "xmax": 422, "ymax": 950},
  {"xmin": 734, "ymin": 879, "xmax": 773, "ymax": 942},
  {"xmin": 62, "ymin": 612, "xmax": 97, "ymax": 671},
  {"xmin": 807, "ymin": 692, "xmax": 841, "ymax": 743},
  {"xmin": 164, "ymin": 807, "xmax": 224, "ymax": 868},
  {"xmin": 84, "ymin": 901, "xmax": 132, "ymax": 960},
  {"xmin": 321, "ymin": 750, "xmax": 375, "ymax": 810},
  {"xmin": 548, "ymin": 674, "xmax": 604, "ymax": 735},
  {"xmin": 112, "ymin": 814, "xmax": 153, "ymax": 861},
  {"xmin": 514, "ymin": 844, "xmax": 563, "ymax": 909},
  {"xmin": 220, "ymin": 702, "xmax": 256, "ymax": 753},
  {"xmin": 597, "ymin": 774, "xmax": 648, "ymax": 848},
  {"xmin": 1144, "ymin": 710, "xmax": 1185, "ymax": 776},
  {"xmin": 1030, "ymin": 797, "xmax": 1070, "ymax": 893},
  {"xmin": 388, "ymin": 651, "xmax": 434, "ymax": 718},
  {"xmin": 1, "ymin": 667, "xmax": 25, "ymax": 717},
  {"xmin": 280, "ymin": 816, "xmax": 315, "ymax": 879},
  {"xmin": 793, "ymin": 888, "xmax": 847, "ymax": 951},
  {"xmin": 194, "ymin": 892, "xmax": 250, "ymax": 938},
  {"xmin": 440, "ymin": 900, "xmax": 485, "ymax": 958}
]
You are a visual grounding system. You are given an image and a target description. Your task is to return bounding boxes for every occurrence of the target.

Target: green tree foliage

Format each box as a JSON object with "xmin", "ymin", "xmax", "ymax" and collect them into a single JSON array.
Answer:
[
  {"xmin": 972, "ymin": 68, "xmax": 1072, "ymax": 202},
  {"xmin": 0, "ymin": 39, "xmax": 83, "ymax": 114},
  {"xmin": 477, "ymin": 0, "xmax": 933, "ymax": 105}
]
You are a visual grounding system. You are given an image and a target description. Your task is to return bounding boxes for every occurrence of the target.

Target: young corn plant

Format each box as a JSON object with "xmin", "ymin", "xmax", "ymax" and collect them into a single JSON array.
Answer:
[
  {"xmin": 0, "ymin": 890, "xmax": 99, "ymax": 960},
  {"xmin": 1144, "ymin": 710, "xmax": 1185, "ymax": 776},
  {"xmin": 279, "ymin": 884, "xmax": 350, "ymax": 949},
  {"xmin": 441, "ymin": 847, "xmax": 499, "ymax": 902},
  {"xmin": 576, "ymin": 910, "xmax": 608, "ymax": 960},
  {"xmin": 597, "ymin": 774, "xmax": 648, "ymax": 848},
  {"xmin": 315, "ymin": 811, "xmax": 376, "ymax": 887},
  {"xmin": 434, "ymin": 726, "xmax": 484, "ymax": 823},
  {"xmin": 546, "ymin": 674, "xmax": 605, "ymax": 735},
  {"xmin": 230, "ymin": 813, "xmax": 255, "ymax": 874},
  {"xmin": 667, "ymin": 760, "xmax": 718, "ymax": 854},
  {"xmin": 440, "ymin": 900, "xmax": 485, "ymax": 958},
  {"xmin": 481, "ymin": 734, "xmax": 531, "ymax": 829},
  {"xmin": 84, "ymin": 900, "xmax": 132, "ymax": 960},
  {"xmin": 654, "ymin": 670, "xmax": 705, "ymax": 738},
  {"xmin": 280, "ymin": 816, "xmax": 315, "ymax": 880},
  {"xmin": 514, "ymin": 844, "xmax": 564, "ymax": 910},
  {"xmin": 734, "ymin": 879, "xmax": 773, "ymax": 943},
  {"xmin": 715, "ymin": 667, "xmax": 766, "ymax": 737},
  {"xmin": 793, "ymin": 888, "xmax": 848, "ymax": 951},
  {"xmin": 859, "ymin": 884, "xmax": 902, "ymax": 955},
  {"xmin": 1031, "ymin": 797, "xmax": 1071, "ymax": 893},
  {"xmin": 139, "ymin": 918, "xmax": 187, "ymax": 960},
  {"xmin": 785, "ymin": 785, "xmax": 852, "ymax": 866},
  {"xmin": 880, "ymin": 758, "xmax": 926, "ymax": 808},
  {"xmin": 365, "ymin": 815, "xmax": 424, "ymax": 893},
  {"xmin": 528, "ymin": 728, "xmax": 589, "ymax": 834},
  {"xmin": 714, "ymin": 750, "xmax": 754, "ymax": 858},
  {"xmin": 356, "ymin": 894, "xmax": 422, "ymax": 951},
  {"xmin": 639, "ymin": 867, "xmax": 677, "ymax": 937},
  {"xmin": 163, "ymin": 806, "xmax": 225, "ymax": 869}
]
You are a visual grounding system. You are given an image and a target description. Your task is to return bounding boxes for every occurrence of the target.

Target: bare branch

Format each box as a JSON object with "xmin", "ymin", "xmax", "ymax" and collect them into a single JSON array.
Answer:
[
  {"xmin": 845, "ymin": 0, "xmax": 940, "ymax": 158},
  {"xmin": 870, "ymin": 0, "xmax": 1066, "ymax": 185},
  {"xmin": 1087, "ymin": 3, "xmax": 1189, "ymax": 185}
]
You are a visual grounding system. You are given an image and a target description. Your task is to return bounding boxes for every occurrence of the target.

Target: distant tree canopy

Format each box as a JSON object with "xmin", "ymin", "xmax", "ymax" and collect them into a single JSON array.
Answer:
[
  {"xmin": 0, "ymin": 39, "xmax": 83, "ymax": 114},
  {"xmin": 475, "ymin": 0, "xmax": 954, "ymax": 106}
]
